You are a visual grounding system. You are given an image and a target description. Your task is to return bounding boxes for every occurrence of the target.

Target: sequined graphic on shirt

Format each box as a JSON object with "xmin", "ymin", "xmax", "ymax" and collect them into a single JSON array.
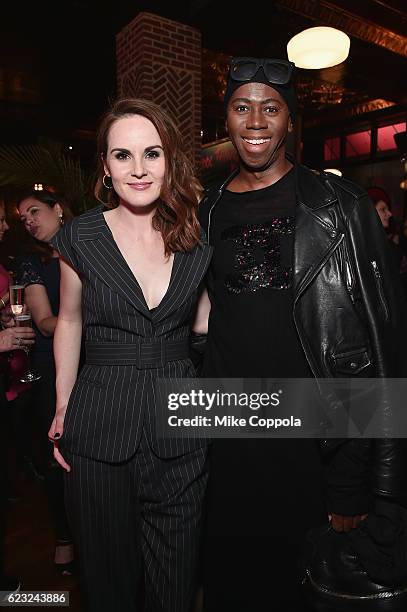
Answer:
[{"xmin": 221, "ymin": 217, "xmax": 294, "ymax": 293}]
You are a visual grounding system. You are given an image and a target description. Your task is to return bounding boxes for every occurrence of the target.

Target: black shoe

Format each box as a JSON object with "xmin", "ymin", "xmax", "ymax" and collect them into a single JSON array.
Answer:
[
  {"xmin": 55, "ymin": 541, "xmax": 74, "ymax": 577},
  {"xmin": 302, "ymin": 524, "xmax": 407, "ymax": 612},
  {"xmin": 55, "ymin": 560, "xmax": 74, "ymax": 577}
]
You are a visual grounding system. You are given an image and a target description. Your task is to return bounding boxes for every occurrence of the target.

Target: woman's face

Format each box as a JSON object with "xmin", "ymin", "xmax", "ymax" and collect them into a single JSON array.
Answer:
[
  {"xmin": 18, "ymin": 197, "xmax": 62, "ymax": 243},
  {"xmin": 375, "ymin": 200, "xmax": 392, "ymax": 229},
  {"xmin": 103, "ymin": 115, "xmax": 166, "ymax": 211},
  {"xmin": 0, "ymin": 204, "xmax": 9, "ymax": 242}
]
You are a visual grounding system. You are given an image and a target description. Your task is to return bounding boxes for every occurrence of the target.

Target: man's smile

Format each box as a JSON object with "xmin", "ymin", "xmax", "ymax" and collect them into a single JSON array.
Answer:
[{"xmin": 242, "ymin": 137, "xmax": 271, "ymax": 145}]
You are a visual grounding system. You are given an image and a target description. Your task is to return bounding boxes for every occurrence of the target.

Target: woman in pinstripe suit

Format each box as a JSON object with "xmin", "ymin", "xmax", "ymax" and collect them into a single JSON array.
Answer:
[{"xmin": 48, "ymin": 98, "xmax": 212, "ymax": 612}]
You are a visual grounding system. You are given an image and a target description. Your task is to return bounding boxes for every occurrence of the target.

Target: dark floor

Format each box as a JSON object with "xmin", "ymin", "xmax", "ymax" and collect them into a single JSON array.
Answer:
[
  {"xmin": 4, "ymin": 476, "xmax": 83, "ymax": 610},
  {"xmin": 4, "ymin": 473, "xmax": 204, "ymax": 611}
]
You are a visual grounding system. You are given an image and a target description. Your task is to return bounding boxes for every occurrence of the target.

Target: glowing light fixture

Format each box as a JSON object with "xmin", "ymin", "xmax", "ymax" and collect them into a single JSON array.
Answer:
[
  {"xmin": 287, "ymin": 26, "xmax": 350, "ymax": 69},
  {"xmin": 324, "ymin": 168, "xmax": 342, "ymax": 176},
  {"xmin": 34, "ymin": 183, "xmax": 44, "ymax": 191}
]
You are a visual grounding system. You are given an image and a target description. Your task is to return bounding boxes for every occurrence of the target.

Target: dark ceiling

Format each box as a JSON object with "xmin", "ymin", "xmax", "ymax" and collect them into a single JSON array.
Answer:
[
  {"xmin": 195, "ymin": 0, "xmax": 407, "ymax": 139},
  {"xmin": 0, "ymin": 0, "xmax": 406, "ymax": 145}
]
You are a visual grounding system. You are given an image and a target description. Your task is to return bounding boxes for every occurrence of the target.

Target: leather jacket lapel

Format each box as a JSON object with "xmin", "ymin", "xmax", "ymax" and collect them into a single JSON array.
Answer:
[
  {"xmin": 294, "ymin": 164, "xmax": 337, "ymax": 211},
  {"xmin": 293, "ymin": 165, "xmax": 343, "ymax": 299},
  {"xmin": 294, "ymin": 205, "xmax": 344, "ymax": 299}
]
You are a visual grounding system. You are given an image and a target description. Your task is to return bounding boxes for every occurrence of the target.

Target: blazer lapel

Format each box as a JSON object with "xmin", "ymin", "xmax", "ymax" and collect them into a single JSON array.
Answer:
[
  {"xmin": 152, "ymin": 241, "xmax": 213, "ymax": 322},
  {"xmin": 75, "ymin": 206, "xmax": 151, "ymax": 318}
]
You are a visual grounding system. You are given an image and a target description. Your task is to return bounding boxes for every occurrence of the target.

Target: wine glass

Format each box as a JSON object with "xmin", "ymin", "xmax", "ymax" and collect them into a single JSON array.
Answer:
[
  {"xmin": 9, "ymin": 284, "xmax": 25, "ymax": 316},
  {"xmin": 14, "ymin": 313, "xmax": 42, "ymax": 383}
]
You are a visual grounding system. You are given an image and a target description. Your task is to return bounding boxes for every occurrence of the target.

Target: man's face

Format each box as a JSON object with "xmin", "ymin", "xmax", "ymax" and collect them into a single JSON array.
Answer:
[
  {"xmin": 375, "ymin": 199, "xmax": 392, "ymax": 229},
  {"xmin": 226, "ymin": 82, "xmax": 293, "ymax": 171}
]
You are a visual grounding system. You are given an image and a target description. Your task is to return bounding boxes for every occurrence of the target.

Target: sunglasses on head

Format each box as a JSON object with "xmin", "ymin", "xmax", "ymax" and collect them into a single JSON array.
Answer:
[{"xmin": 229, "ymin": 58, "xmax": 295, "ymax": 85}]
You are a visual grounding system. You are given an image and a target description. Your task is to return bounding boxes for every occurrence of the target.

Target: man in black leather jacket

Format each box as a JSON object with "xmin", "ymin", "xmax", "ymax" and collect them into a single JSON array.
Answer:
[{"xmin": 198, "ymin": 57, "xmax": 407, "ymax": 611}]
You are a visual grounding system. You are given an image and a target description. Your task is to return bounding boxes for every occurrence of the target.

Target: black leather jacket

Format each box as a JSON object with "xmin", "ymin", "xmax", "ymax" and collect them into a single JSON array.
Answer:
[{"xmin": 199, "ymin": 163, "xmax": 407, "ymax": 515}]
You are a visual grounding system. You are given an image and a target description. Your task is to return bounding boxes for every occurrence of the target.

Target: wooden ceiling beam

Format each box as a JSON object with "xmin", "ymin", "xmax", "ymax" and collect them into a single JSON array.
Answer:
[
  {"xmin": 303, "ymin": 98, "xmax": 396, "ymax": 128},
  {"xmin": 275, "ymin": 0, "xmax": 407, "ymax": 57}
]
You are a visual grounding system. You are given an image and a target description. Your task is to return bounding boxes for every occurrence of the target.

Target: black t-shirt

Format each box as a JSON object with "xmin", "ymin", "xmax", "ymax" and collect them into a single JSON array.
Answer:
[
  {"xmin": 204, "ymin": 168, "xmax": 311, "ymax": 378},
  {"xmin": 202, "ymin": 170, "xmax": 325, "ymax": 611},
  {"xmin": 17, "ymin": 254, "xmax": 60, "ymax": 359}
]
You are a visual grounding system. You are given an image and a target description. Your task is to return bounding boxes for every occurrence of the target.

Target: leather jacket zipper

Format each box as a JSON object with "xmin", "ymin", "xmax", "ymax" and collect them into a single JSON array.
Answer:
[
  {"xmin": 340, "ymin": 237, "xmax": 355, "ymax": 300},
  {"xmin": 371, "ymin": 260, "xmax": 389, "ymax": 321},
  {"xmin": 345, "ymin": 262, "xmax": 354, "ymax": 301}
]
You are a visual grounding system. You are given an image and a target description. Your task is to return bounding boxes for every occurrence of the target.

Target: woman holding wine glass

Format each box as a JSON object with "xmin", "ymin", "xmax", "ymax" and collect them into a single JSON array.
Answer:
[
  {"xmin": 0, "ymin": 204, "xmax": 35, "ymax": 398},
  {"xmin": 16, "ymin": 190, "xmax": 74, "ymax": 575},
  {"xmin": 0, "ymin": 202, "xmax": 35, "ymax": 355},
  {"xmin": 0, "ymin": 199, "xmax": 34, "ymax": 597},
  {"xmin": 7, "ymin": 284, "xmax": 40, "ymax": 383},
  {"xmin": 0, "ymin": 203, "xmax": 11, "ymax": 314},
  {"xmin": 0, "ymin": 202, "xmax": 31, "ymax": 394}
]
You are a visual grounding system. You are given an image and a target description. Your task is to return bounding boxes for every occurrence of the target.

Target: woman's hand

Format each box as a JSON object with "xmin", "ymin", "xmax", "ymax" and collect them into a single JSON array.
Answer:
[
  {"xmin": 0, "ymin": 327, "xmax": 35, "ymax": 352},
  {"xmin": 329, "ymin": 513, "xmax": 368, "ymax": 532},
  {"xmin": 48, "ymin": 409, "xmax": 71, "ymax": 472},
  {"xmin": 0, "ymin": 305, "xmax": 15, "ymax": 329}
]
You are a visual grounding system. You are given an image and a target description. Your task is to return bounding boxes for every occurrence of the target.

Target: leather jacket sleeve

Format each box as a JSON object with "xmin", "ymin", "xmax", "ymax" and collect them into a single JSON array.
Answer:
[
  {"xmin": 323, "ymin": 184, "xmax": 407, "ymax": 515},
  {"xmin": 324, "ymin": 438, "xmax": 407, "ymax": 515},
  {"xmin": 323, "ymin": 439, "xmax": 372, "ymax": 515},
  {"xmin": 343, "ymin": 191, "xmax": 407, "ymax": 377}
]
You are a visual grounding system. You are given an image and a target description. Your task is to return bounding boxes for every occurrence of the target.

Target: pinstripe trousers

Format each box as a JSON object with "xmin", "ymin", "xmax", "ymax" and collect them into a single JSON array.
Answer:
[{"xmin": 64, "ymin": 433, "xmax": 208, "ymax": 612}]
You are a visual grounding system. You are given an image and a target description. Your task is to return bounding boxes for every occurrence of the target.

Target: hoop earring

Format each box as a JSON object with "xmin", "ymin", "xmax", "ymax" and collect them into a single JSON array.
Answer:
[{"xmin": 103, "ymin": 174, "xmax": 113, "ymax": 189}]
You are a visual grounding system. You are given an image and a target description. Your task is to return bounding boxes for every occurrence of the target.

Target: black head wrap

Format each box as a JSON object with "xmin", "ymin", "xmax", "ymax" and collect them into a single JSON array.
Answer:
[{"xmin": 224, "ymin": 64, "xmax": 297, "ymax": 122}]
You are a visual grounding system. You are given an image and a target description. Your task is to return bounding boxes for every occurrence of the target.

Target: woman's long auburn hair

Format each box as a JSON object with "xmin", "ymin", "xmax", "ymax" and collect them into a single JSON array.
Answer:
[{"xmin": 94, "ymin": 98, "xmax": 202, "ymax": 254}]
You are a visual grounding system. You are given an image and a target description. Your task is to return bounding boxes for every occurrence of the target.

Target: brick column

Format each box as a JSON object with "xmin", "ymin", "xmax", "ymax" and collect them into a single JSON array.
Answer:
[{"xmin": 116, "ymin": 12, "xmax": 201, "ymax": 168}]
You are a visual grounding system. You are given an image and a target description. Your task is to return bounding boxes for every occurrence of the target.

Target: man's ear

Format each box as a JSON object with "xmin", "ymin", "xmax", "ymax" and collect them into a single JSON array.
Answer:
[{"xmin": 288, "ymin": 116, "xmax": 294, "ymax": 133}]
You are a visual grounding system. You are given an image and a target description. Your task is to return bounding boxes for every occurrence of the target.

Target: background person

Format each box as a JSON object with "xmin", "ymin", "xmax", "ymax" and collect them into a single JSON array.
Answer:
[
  {"xmin": 0, "ymin": 201, "xmax": 34, "ymax": 504},
  {"xmin": 17, "ymin": 190, "xmax": 74, "ymax": 575},
  {"xmin": 367, "ymin": 185, "xmax": 407, "ymax": 295},
  {"xmin": 0, "ymin": 199, "xmax": 34, "ymax": 596},
  {"xmin": 367, "ymin": 185, "xmax": 393, "ymax": 230}
]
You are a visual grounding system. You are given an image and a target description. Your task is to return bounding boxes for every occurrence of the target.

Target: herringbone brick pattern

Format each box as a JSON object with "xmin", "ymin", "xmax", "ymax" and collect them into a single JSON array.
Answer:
[{"xmin": 116, "ymin": 12, "xmax": 201, "ymax": 168}]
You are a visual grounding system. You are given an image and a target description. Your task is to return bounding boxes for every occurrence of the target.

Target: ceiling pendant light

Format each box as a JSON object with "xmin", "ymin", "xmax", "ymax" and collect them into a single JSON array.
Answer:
[
  {"xmin": 287, "ymin": 26, "xmax": 350, "ymax": 69},
  {"xmin": 324, "ymin": 168, "xmax": 342, "ymax": 176}
]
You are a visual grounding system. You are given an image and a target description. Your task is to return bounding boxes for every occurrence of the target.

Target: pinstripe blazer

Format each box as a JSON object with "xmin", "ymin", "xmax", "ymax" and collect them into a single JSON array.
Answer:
[{"xmin": 51, "ymin": 205, "xmax": 212, "ymax": 462}]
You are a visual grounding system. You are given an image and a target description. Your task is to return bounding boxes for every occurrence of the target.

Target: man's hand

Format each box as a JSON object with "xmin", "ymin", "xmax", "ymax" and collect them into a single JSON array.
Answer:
[
  {"xmin": 329, "ymin": 513, "xmax": 368, "ymax": 532},
  {"xmin": 0, "ymin": 327, "xmax": 35, "ymax": 352}
]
